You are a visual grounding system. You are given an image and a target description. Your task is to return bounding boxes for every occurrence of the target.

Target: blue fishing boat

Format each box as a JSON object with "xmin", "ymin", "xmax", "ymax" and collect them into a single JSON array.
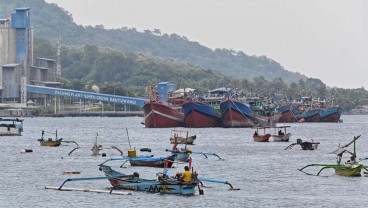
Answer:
[
  {"xmin": 320, "ymin": 106, "xmax": 343, "ymax": 122},
  {"xmin": 100, "ymin": 154, "xmax": 176, "ymax": 168},
  {"xmin": 99, "ymin": 165, "xmax": 198, "ymax": 195},
  {"xmin": 46, "ymin": 154, "xmax": 238, "ymax": 196},
  {"xmin": 220, "ymin": 98, "xmax": 256, "ymax": 127},
  {"xmin": 295, "ymin": 108, "xmax": 322, "ymax": 122},
  {"xmin": 129, "ymin": 155, "xmax": 176, "ymax": 168},
  {"xmin": 276, "ymin": 104, "xmax": 298, "ymax": 123},
  {"xmin": 182, "ymin": 100, "xmax": 222, "ymax": 128},
  {"xmin": 200, "ymin": 87, "xmax": 232, "ymax": 112}
]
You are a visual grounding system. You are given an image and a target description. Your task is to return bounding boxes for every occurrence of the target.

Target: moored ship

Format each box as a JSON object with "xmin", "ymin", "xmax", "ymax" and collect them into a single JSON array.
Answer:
[
  {"xmin": 143, "ymin": 82, "xmax": 185, "ymax": 128},
  {"xmin": 143, "ymin": 101, "xmax": 185, "ymax": 128},
  {"xmin": 220, "ymin": 98, "xmax": 256, "ymax": 128},
  {"xmin": 182, "ymin": 100, "xmax": 222, "ymax": 128},
  {"xmin": 320, "ymin": 106, "xmax": 343, "ymax": 122}
]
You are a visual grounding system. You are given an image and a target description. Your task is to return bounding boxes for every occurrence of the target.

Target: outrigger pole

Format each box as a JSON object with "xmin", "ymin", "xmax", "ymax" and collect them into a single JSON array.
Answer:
[
  {"xmin": 198, "ymin": 177, "xmax": 240, "ymax": 190},
  {"xmin": 191, "ymin": 151, "xmax": 223, "ymax": 160},
  {"xmin": 166, "ymin": 149, "xmax": 223, "ymax": 160},
  {"xmin": 45, "ymin": 176, "xmax": 131, "ymax": 195}
]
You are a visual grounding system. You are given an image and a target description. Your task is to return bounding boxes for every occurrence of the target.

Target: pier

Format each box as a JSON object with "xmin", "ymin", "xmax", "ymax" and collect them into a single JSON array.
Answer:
[{"xmin": 39, "ymin": 111, "xmax": 144, "ymax": 117}]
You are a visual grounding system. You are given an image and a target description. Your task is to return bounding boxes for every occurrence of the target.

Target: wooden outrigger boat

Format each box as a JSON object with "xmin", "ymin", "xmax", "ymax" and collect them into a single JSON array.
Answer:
[
  {"xmin": 38, "ymin": 130, "xmax": 62, "ymax": 147},
  {"xmin": 272, "ymin": 126, "xmax": 291, "ymax": 142},
  {"xmin": 46, "ymin": 167, "xmax": 238, "ymax": 196},
  {"xmin": 252, "ymin": 127, "xmax": 271, "ymax": 142},
  {"xmin": 98, "ymin": 158, "xmax": 237, "ymax": 195},
  {"xmin": 106, "ymin": 129, "xmax": 178, "ymax": 168},
  {"xmin": 298, "ymin": 135, "xmax": 368, "ymax": 177},
  {"xmin": 46, "ymin": 156, "xmax": 238, "ymax": 196},
  {"xmin": 99, "ymin": 164, "xmax": 198, "ymax": 195},
  {"xmin": 285, "ymin": 139, "xmax": 319, "ymax": 150},
  {"xmin": 169, "ymin": 129, "xmax": 196, "ymax": 145},
  {"xmin": 101, "ymin": 154, "xmax": 177, "ymax": 168},
  {"xmin": 38, "ymin": 130, "xmax": 79, "ymax": 151}
]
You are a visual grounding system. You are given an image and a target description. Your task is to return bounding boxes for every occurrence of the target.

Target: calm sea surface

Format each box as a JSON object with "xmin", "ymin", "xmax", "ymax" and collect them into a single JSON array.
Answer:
[{"xmin": 1, "ymin": 115, "xmax": 368, "ymax": 207}]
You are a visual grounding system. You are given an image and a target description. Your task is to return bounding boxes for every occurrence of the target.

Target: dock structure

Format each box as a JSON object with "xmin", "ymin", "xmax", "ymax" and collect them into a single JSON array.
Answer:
[{"xmin": 27, "ymin": 85, "xmax": 149, "ymax": 107}]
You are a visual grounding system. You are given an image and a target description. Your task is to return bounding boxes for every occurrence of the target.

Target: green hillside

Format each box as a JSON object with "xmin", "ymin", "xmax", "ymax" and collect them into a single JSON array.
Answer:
[{"xmin": 0, "ymin": 0, "xmax": 307, "ymax": 83}]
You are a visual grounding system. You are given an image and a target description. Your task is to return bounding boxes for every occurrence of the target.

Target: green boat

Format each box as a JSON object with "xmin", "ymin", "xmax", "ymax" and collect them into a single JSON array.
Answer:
[{"xmin": 298, "ymin": 135, "xmax": 368, "ymax": 177}]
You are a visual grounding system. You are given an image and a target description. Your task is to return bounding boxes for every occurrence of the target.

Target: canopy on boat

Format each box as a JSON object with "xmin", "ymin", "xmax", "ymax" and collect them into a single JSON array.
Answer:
[
  {"xmin": 209, "ymin": 87, "xmax": 232, "ymax": 93},
  {"xmin": 174, "ymin": 88, "xmax": 195, "ymax": 93}
]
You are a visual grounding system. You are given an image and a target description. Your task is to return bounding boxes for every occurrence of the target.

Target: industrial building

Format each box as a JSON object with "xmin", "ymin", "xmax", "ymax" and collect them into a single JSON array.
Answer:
[
  {"xmin": 0, "ymin": 8, "xmax": 61, "ymax": 107},
  {"xmin": 0, "ymin": 8, "xmax": 144, "ymax": 117}
]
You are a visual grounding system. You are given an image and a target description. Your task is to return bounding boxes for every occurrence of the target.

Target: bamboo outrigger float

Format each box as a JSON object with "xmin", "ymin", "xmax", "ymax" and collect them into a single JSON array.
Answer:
[{"xmin": 298, "ymin": 135, "xmax": 368, "ymax": 177}]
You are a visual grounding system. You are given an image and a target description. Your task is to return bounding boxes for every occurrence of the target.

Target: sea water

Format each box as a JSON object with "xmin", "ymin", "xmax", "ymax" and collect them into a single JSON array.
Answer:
[{"xmin": 1, "ymin": 115, "xmax": 368, "ymax": 208}]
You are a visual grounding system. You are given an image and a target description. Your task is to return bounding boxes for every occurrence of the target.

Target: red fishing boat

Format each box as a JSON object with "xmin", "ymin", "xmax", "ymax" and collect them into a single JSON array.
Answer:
[
  {"xmin": 320, "ymin": 106, "xmax": 343, "ymax": 122},
  {"xmin": 182, "ymin": 100, "xmax": 222, "ymax": 128},
  {"xmin": 252, "ymin": 127, "xmax": 271, "ymax": 142},
  {"xmin": 276, "ymin": 105, "xmax": 298, "ymax": 123},
  {"xmin": 220, "ymin": 99, "xmax": 255, "ymax": 128},
  {"xmin": 143, "ymin": 101, "xmax": 185, "ymax": 128}
]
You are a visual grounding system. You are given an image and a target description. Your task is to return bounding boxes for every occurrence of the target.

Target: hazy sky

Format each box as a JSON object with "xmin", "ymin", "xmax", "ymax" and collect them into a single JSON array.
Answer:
[{"xmin": 45, "ymin": 0, "xmax": 367, "ymax": 89}]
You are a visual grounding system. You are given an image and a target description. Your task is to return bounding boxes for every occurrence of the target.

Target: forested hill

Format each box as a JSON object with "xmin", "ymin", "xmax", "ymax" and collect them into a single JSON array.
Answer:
[{"xmin": 0, "ymin": 0, "xmax": 307, "ymax": 83}]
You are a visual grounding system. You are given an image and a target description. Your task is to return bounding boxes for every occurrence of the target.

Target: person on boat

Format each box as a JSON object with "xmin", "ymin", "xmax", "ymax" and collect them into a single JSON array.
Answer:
[
  {"xmin": 178, "ymin": 166, "xmax": 192, "ymax": 182},
  {"xmin": 278, "ymin": 130, "xmax": 284, "ymax": 136},
  {"xmin": 345, "ymin": 154, "xmax": 357, "ymax": 165},
  {"xmin": 253, "ymin": 131, "xmax": 258, "ymax": 137}
]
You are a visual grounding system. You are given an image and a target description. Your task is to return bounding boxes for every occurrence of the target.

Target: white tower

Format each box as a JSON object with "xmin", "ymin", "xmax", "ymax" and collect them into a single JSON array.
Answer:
[{"xmin": 56, "ymin": 37, "xmax": 61, "ymax": 77}]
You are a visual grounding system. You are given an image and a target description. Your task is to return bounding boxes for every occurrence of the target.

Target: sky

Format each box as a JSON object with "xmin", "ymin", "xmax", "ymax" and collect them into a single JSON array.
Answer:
[{"xmin": 45, "ymin": 0, "xmax": 368, "ymax": 89}]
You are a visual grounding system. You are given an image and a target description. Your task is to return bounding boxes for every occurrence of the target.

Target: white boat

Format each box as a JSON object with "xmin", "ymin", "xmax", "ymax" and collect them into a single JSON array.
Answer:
[
  {"xmin": 0, "ymin": 118, "xmax": 23, "ymax": 136},
  {"xmin": 169, "ymin": 129, "xmax": 196, "ymax": 145},
  {"xmin": 272, "ymin": 126, "xmax": 291, "ymax": 142}
]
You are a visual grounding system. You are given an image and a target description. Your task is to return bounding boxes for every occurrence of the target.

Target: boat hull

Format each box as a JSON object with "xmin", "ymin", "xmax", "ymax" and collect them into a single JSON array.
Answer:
[
  {"xmin": 296, "ymin": 109, "xmax": 322, "ymax": 122},
  {"xmin": 129, "ymin": 156, "xmax": 175, "ymax": 168},
  {"xmin": 0, "ymin": 118, "xmax": 23, "ymax": 136},
  {"xmin": 220, "ymin": 100, "xmax": 255, "ymax": 128},
  {"xmin": 143, "ymin": 101, "xmax": 184, "ymax": 128},
  {"xmin": 100, "ymin": 165, "xmax": 197, "ymax": 195},
  {"xmin": 182, "ymin": 101, "xmax": 221, "ymax": 128},
  {"xmin": 272, "ymin": 133, "xmax": 291, "ymax": 142},
  {"xmin": 320, "ymin": 107, "xmax": 343, "ymax": 122},
  {"xmin": 335, "ymin": 165, "xmax": 363, "ymax": 177},
  {"xmin": 253, "ymin": 134, "xmax": 271, "ymax": 142},
  {"xmin": 169, "ymin": 148, "xmax": 191, "ymax": 162},
  {"xmin": 0, "ymin": 128, "xmax": 22, "ymax": 136},
  {"xmin": 300, "ymin": 142, "xmax": 318, "ymax": 150},
  {"xmin": 277, "ymin": 105, "xmax": 298, "ymax": 123},
  {"xmin": 39, "ymin": 140, "xmax": 61, "ymax": 147}
]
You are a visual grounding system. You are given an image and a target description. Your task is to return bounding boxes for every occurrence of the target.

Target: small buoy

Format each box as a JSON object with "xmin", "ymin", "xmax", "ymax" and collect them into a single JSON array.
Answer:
[
  {"xmin": 102, "ymin": 153, "xmax": 106, "ymax": 157},
  {"xmin": 21, "ymin": 149, "xmax": 33, "ymax": 153},
  {"xmin": 140, "ymin": 148, "xmax": 152, "ymax": 152},
  {"xmin": 298, "ymin": 118, "xmax": 305, "ymax": 123}
]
